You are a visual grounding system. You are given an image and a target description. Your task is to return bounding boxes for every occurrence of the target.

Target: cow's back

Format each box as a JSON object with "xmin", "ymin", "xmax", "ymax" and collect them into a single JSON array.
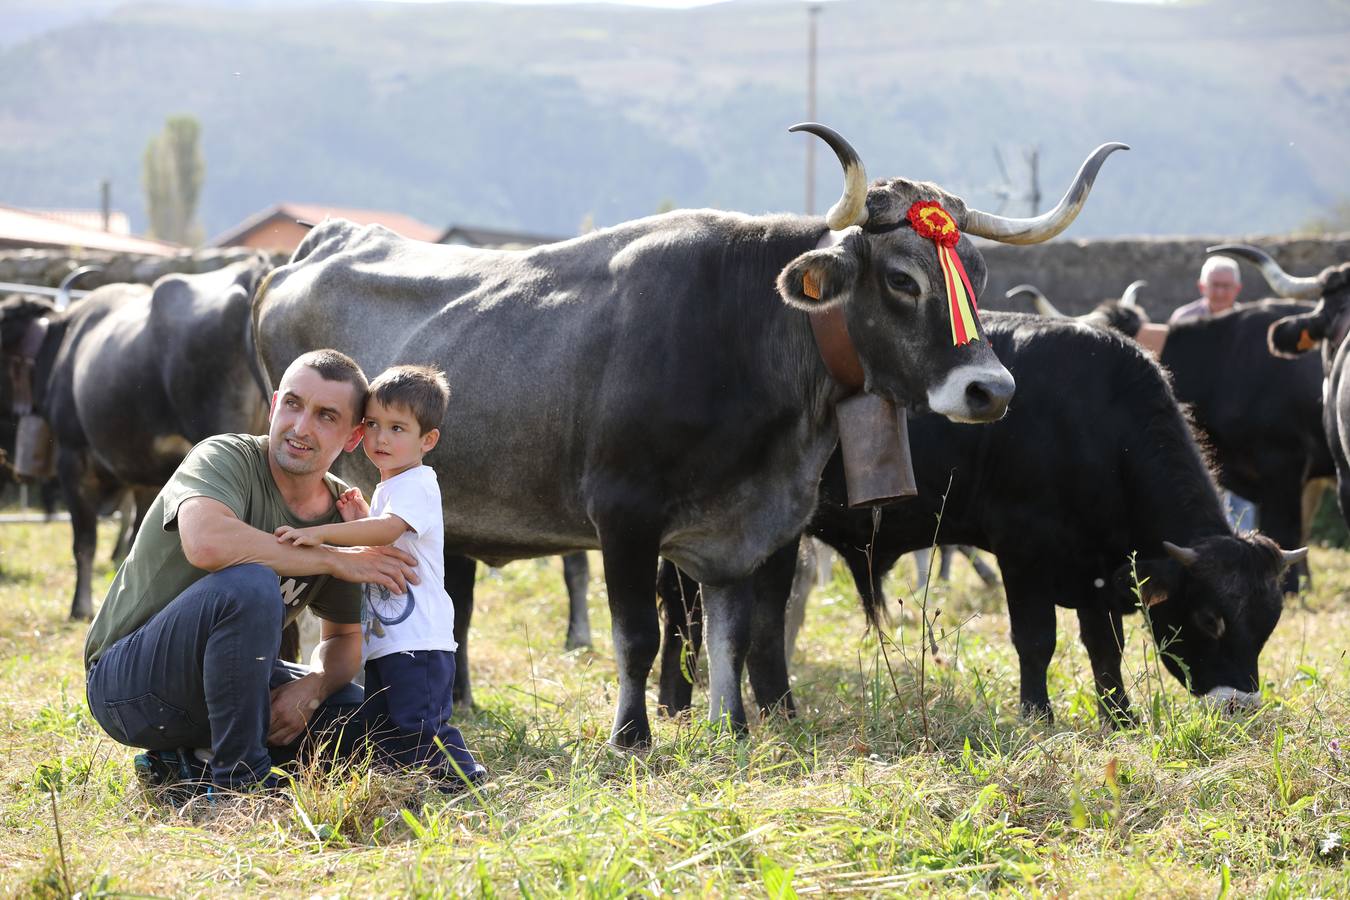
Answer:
[
  {"xmin": 1164, "ymin": 301, "xmax": 1329, "ymax": 483},
  {"xmin": 45, "ymin": 284, "xmax": 171, "ymax": 479},
  {"xmin": 256, "ymin": 214, "xmax": 833, "ymax": 574}
]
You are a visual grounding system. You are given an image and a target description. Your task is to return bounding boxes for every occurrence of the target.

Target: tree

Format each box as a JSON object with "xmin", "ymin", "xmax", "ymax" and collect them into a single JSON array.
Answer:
[
  {"xmin": 1298, "ymin": 197, "xmax": 1350, "ymax": 236},
  {"xmin": 142, "ymin": 115, "xmax": 205, "ymax": 245}
]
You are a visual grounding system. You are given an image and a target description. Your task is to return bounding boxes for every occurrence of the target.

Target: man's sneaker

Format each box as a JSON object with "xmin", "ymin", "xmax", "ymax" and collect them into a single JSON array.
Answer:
[
  {"xmin": 203, "ymin": 773, "xmax": 289, "ymax": 808},
  {"xmin": 133, "ymin": 748, "xmax": 210, "ymax": 806}
]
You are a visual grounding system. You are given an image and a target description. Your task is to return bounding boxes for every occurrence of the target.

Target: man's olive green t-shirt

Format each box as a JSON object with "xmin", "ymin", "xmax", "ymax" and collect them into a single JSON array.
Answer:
[{"xmin": 84, "ymin": 434, "xmax": 363, "ymax": 669}]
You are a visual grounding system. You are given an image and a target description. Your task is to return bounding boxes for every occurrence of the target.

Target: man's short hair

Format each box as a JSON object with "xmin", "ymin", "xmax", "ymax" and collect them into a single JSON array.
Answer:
[
  {"xmin": 1200, "ymin": 255, "xmax": 1241, "ymax": 283},
  {"xmin": 367, "ymin": 365, "xmax": 450, "ymax": 434},
  {"xmin": 290, "ymin": 349, "xmax": 368, "ymax": 423}
]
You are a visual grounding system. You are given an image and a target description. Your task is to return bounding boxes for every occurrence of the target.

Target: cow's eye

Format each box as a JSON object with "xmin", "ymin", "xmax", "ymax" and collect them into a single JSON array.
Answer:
[
  {"xmin": 1193, "ymin": 608, "xmax": 1226, "ymax": 640},
  {"xmin": 886, "ymin": 271, "xmax": 920, "ymax": 296}
]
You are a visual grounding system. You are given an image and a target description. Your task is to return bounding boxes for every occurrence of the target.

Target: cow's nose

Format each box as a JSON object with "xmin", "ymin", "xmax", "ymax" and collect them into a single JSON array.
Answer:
[{"xmin": 964, "ymin": 371, "xmax": 1015, "ymax": 420}]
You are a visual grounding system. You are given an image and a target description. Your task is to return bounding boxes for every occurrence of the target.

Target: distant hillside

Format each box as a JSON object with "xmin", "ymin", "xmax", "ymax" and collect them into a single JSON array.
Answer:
[{"xmin": 0, "ymin": 0, "xmax": 1347, "ymax": 240}]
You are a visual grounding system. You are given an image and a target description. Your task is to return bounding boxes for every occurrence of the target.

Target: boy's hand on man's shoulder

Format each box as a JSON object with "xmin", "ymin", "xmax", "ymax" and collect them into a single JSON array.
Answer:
[
  {"xmin": 337, "ymin": 487, "xmax": 370, "ymax": 522},
  {"xmin": 275, "ymin": 524, "xmax": 324, "ymax": 547}
]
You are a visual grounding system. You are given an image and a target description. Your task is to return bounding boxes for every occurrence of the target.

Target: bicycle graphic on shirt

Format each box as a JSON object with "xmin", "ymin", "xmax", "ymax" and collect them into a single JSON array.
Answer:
[{"xmin": 362, "ymin": 583, "xmax": 416, "ymax": 639}]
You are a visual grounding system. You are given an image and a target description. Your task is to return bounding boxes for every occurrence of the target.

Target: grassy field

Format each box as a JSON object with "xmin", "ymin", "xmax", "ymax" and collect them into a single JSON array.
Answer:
[{"xmin": 4, "ymin": 520, "xmax": 1350, "ymax": 897}]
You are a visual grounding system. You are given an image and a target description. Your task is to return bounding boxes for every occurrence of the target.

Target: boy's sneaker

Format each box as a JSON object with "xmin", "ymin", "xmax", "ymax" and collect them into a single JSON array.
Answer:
[
  {"xmin": 133, "ymin": 748, "xmax": 210, "ymax": 806},
  {"xmin": 435, "ymin": 762, "xmax": 488, "ymax": 795}
]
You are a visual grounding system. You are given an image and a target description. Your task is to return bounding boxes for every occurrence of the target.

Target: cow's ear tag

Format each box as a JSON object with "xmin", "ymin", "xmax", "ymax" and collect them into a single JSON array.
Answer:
[
  {"xmin": 1297, "ymin": 328, "xmax": 1316, "ymax": 352},
  {"xmin": 802, "ymin": 270, "xmax": 821, "ymax": 300}
]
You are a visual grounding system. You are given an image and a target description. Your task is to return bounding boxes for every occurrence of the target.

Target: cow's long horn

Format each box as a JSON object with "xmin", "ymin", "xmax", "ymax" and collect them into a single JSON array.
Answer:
[
  {"xmin": 1120, "ymin": 280, "xmax": 1147, "ymax": 308},
  {"xmin": 55, "ymin": 265, "xmax": 102, "ymax": 311},
  {"xmin": 1163, "ymin": 541, "xmax": 1200, "ymax": 567},
  {"xmin": 1281, "ymin": 547, "xmax": 1309, "ymax": 568},
  {"xmin": 1005, "ymin": 284, "xmax": 1063, "ymax": 317},
  {"xmin": 1207, "ymin": 243, "xmax": 1322, "ymax": 300},
  {"xmin": 964, "ymin": 142, "xmax": 1129, "ymax": 245},
  {"xmin": 789, "ymin": 122, "xmax": 869, "ymax": 231}
]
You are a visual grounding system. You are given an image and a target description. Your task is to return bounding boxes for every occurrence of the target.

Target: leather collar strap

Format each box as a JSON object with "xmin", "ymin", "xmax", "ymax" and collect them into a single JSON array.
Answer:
[
  {"xmin": 19, "ymin": 317, "xmax": 49, "ymax": 360},
  {"xmin": 9, "ymin": 317, "xmax": 50, "ymax": 416},
  {"xmin": 809, "ymin": 305, "xmax": 865, "ymax": 393}
]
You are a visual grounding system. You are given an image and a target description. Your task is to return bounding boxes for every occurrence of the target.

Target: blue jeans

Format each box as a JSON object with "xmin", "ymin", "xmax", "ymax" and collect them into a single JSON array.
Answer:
[
  {"xmin": 85, "ymin": 564, "xmax": 364, "ymax": 788},
  {"xmin": 364, "ymin": 650, "xmax": 482, "ymax": 779}
]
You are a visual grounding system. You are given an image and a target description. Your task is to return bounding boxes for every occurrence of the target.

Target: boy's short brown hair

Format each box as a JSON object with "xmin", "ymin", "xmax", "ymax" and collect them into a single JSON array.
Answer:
[{"xmin": 366, "ymin": 364, "xmax": 450, "ymax": 434}]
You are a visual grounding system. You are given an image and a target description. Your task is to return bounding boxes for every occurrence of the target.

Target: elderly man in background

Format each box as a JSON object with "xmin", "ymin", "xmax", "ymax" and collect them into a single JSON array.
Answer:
[
  {"xmin": 1165, "ymin": 255, "xmax": 1256, "ymax": 529},
  {"xmin": 1169, "ymin": 254, "xmax": 1243, "ymax": 323}
]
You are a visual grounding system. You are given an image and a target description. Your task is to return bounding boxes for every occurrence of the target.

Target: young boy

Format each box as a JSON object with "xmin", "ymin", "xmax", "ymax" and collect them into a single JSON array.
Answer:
[{"xmin": 275, "ymin": 364, "xmax": 486, "ymax": 789}]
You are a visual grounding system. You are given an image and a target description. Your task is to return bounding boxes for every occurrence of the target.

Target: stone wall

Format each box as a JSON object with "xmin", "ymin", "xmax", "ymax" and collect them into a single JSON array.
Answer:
[
  {"xmin": 5, "ymin": 235, "xmax": 1349, "ymax": 322},
  {"xmin": 979, "ymin": 233, "xmax": 1350, "ymax": 321},
  {"xmin": 0, "ymin": 247, "xmax": 289, "ymax": 294}
]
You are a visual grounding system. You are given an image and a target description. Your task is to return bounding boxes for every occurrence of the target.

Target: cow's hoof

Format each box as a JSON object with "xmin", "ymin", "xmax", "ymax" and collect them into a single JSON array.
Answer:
[
  {"xmin": 1020, "ymin": 701, "xmax": 1054, "ymax": 724},
  {"xmin": 656, "ymin": 704, "xmax": 694, "ymax": 723},
  {"xmin": 707, "ymin": 712, "xmax": 751, "ymax": 737},
  {"xmin": 756, "ymin": 701, "xmax": 798, "ymax": 721},
  {"xmin": 607, "ymin": 730, "xmax": 652, "ymax": 754},
  {"xmin": 656, "ymin": 699, "xmax": 693, "ymax": 718},
  {"xmin": 1099, "ymin": 703, "xmax": 1138, "ymax": 730},
  {"xmin": 563, "ymin": 636, "xmax": 593, "ymax": 652}
]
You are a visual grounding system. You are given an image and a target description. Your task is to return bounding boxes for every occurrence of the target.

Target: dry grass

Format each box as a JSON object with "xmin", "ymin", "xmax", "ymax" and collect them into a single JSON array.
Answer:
[{"xmin": 3, "ymin": 520, "xmax": 1350, "ymax": 897}]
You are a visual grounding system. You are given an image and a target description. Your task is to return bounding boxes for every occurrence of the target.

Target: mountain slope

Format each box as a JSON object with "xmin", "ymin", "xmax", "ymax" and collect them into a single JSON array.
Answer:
[{"xmin": 0, "ymin": 0, "xmax": 1346, "ymax": 239}]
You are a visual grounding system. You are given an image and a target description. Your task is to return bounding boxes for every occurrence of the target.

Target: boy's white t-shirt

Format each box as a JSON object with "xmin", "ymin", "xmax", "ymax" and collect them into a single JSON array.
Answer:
[{"xmin": 361, "ymin": 465, "xmax": 457, "ymax": 661}]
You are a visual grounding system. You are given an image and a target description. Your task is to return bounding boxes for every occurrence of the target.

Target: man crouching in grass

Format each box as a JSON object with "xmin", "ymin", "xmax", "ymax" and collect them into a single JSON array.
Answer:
[{"xmin": 83, "ymin": 350, "xmax": 418, "ymax": 801}]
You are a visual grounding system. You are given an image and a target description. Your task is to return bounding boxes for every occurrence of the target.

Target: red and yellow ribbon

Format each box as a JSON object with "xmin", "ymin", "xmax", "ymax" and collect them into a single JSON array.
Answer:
[{"xmin": 906, "ymin": 201, "xmax": 980, "ymax": 346}]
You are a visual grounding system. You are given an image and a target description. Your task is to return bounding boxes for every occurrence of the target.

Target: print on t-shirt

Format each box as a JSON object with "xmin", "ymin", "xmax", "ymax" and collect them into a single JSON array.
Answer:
[{"xmin": 363, "ymin": 582, "xmax": 417, "ymax": 639}]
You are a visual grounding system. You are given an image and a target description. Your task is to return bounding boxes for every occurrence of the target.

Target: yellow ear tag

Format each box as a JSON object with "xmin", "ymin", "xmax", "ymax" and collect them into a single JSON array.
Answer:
[
  {"xmin": 1297, "ymin": 329, "xmax": 1316, "ymax": 352},
  {"xmin": 802, "ymin": 270, "xmax": 821, "ymax": 300}
]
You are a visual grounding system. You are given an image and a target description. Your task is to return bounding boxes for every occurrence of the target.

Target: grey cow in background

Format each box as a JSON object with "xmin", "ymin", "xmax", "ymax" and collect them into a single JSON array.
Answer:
[{"xmin": 2, "ymin": 257, "xmax": 273, "ymax": 619}]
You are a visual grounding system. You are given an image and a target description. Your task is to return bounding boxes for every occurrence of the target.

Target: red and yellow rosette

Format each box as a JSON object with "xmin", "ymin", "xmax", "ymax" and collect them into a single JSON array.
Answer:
[{"xmin": 907, "ymin": 201, "xmax": 980, "ymax": 346}]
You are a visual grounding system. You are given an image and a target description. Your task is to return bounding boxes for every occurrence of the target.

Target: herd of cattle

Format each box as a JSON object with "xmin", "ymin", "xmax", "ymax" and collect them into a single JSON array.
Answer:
[{"xmin": 4, "ymin": 124, "xmax": 1349, "ymax": 745}]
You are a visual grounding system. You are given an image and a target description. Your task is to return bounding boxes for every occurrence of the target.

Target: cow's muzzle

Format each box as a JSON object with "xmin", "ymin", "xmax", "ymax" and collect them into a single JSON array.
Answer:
[
  {"xmin": 1203, "ymin": 685, "xmax": 1262, "ymax": 713},
  {"xmin": 927, "ymin": 364, "xmax": 1016, "ymax": 423}
]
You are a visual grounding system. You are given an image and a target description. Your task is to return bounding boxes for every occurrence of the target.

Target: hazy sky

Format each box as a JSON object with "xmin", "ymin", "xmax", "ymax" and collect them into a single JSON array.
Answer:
[
  {"xmin": 376, "ymin": 0, "xmax": 726, "ymax": 7},
  {"xmin": 373, "ymin": 0, "xmax": 1167, "ymax": 5}
]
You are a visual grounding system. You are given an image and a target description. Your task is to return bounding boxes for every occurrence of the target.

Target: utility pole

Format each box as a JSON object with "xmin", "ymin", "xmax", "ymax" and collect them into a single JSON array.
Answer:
[
  {"xmin": 1026, "ymin": 146, "xmax": 1041, "ymax": 216},
  {"xmin": 805, "ymin": 4, "xmax": 821, "ymax": 215},
  {"xmin": 99, "ymin": 179, "xmax": 111, "ymax": 231}
]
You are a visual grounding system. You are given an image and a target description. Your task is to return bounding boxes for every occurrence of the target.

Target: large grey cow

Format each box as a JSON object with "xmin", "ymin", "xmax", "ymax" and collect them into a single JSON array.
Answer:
[
  {"xmin": 0, "ymin": 257, "xmax": 272, "ymax": 619},
  {"xmin": 254, "ymin": 125, "xmax": 1124, "ymax": 746}
]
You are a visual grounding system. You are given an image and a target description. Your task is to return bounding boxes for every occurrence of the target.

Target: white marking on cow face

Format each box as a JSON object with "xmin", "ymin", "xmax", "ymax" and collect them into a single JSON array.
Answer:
[
  {"xmin": 1202, "ymin": 685, "xmax": 1261, "ymax": 712},
  {"xmin": 925, "ymin": 361, "xmax": 1016, "ymax": 423}
]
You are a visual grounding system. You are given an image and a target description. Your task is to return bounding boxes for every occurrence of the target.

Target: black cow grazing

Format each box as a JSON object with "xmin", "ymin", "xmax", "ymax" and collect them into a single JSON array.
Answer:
[
  {"xmin": 659, "ymin": 313, "xmax": 1305, "ymax": 725},
  {"xmin": 255, "ymin": 125, "xmax": 1125, "ymax": 747},
  {"xmin": 1, "ymin": 294, "xmax": 62, "ymax": 514},
  {"xmin": 1009, "ymin": 280, "xmax": 1330, "ymax": 592},
  {"xmin": 0, "ymin": 257, "xmax": 272, "ymax": 619},
  {"xmin": 1246, "ymin": 246, "xmax": 1350, "ymax": 525}
]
